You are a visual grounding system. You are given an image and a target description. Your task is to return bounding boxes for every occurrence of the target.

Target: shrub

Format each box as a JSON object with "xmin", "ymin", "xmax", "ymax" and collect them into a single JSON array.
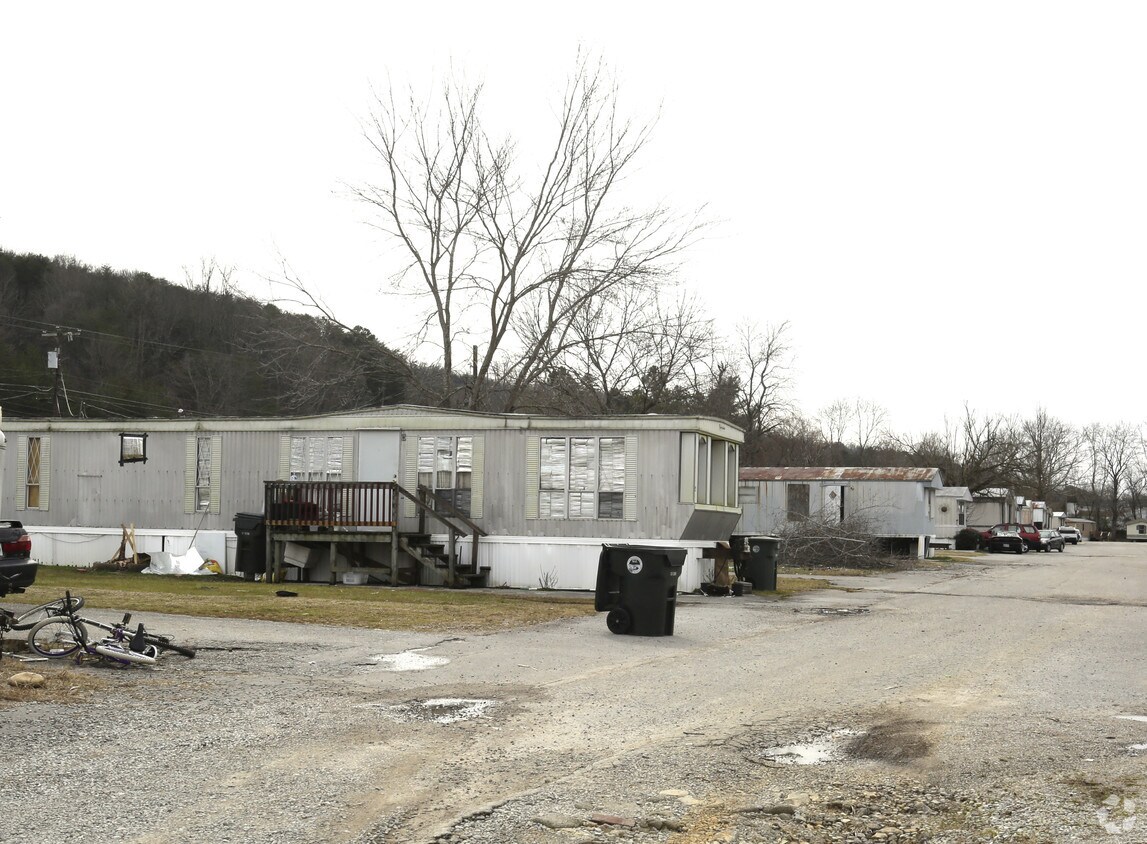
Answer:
[{"xmin": 954, "ymin": 528, "xmax": 982, "ymax": 551}]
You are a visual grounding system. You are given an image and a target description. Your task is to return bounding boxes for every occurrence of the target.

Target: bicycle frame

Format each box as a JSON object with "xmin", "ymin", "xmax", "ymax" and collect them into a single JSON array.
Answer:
[{"xmin": 29, "ymin": 591, "xmax": 158, "ymax": 666}]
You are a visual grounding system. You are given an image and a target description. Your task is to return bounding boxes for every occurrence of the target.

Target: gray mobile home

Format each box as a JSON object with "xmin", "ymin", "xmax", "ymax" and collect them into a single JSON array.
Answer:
[
  {"xmin": 934, "ymin": 486, "xmax": 974, "ymax": 544},
  {"xmin": 0, "ymin": 406, "xmax": 743, "ymax": 591},
  {"xmin": 736, "ymin": 466, "xmax": 943, "ymax": 557},
  {"xmin": 968, "ymin": 488, "xmax": 1016, "ymax": 529}
]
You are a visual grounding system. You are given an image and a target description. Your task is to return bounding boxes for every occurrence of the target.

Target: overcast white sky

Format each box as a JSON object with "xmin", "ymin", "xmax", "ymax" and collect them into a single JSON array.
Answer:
[{"xmin": 2, "ymin": 2, "xmax": 1143, "ymax": 437}]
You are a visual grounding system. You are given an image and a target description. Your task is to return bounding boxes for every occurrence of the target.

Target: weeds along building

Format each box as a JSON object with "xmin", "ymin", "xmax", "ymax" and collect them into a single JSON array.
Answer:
[{"xmin": 0, "ymin": 405, "xmax": 744, "ymax": 591}]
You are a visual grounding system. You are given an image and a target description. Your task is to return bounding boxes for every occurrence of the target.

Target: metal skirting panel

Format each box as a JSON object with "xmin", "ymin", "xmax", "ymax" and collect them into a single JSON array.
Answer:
[
  {"xmin": 24, "ymin": 527, "xmax": 234, "ymax": 573},
  {"xmin": 448, "ymin": 535, "xmax": 708, "ymax": 592}
]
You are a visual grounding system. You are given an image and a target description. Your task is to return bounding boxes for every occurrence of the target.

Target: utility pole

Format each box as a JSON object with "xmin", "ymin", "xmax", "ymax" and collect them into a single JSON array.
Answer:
[{"xmin": 41, "ymin": 327, "xmax": 78, "ymax": 417}]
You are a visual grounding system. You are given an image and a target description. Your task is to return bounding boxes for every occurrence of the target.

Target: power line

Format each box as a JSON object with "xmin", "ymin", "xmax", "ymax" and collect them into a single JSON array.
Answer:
[{"xmin": 0, "ymin": 314, "xmax": 250, "ymax": 361}]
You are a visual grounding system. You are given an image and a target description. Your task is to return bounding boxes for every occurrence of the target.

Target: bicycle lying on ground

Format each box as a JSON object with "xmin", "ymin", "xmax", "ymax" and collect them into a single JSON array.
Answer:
[
  {"xmin": 25, "ymin": 591, "xmax": 196, "ymax": 664},
  {"xmin": 1, "ymin": 575, "xmax": 85, "ymax": 660}
]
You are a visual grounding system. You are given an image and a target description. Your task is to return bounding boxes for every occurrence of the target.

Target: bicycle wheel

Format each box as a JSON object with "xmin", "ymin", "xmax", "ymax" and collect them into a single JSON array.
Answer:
[
  {"xmin": 27, "ymin": 617, "xmax": 88, "ymax": 658},
  {"xmin": 134, "ymin": 630, "xmax": 196, "ymax": 658},
  {"xmin": 13, "ymin": 595, "xmax": 85, "ymax": 630}
]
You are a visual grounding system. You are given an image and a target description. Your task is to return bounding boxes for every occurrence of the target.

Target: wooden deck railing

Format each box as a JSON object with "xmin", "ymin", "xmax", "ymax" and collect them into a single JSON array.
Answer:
[{"xmin": 264, "ymin": 481, "xmax": 398, "ymax": 529}]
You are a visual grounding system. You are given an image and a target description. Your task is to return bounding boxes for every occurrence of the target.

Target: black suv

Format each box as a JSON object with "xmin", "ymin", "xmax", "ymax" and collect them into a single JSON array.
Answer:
[{"xmin": 0, "ymin": 520, "xmax": 36, "ymax": 589}]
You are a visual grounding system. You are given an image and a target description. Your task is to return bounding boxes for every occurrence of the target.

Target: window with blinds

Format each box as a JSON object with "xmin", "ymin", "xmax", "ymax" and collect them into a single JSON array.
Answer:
[
  {"xmin": 538, "ymin": 436, "xmax": 626, "ymax": 520},
  {"xmin": 416, "ymin": 435, "xmax": 473, "ymax": 516},
  {"xmin": 290, "ymin": 436, "xmax": 343, "ymax": 481}
]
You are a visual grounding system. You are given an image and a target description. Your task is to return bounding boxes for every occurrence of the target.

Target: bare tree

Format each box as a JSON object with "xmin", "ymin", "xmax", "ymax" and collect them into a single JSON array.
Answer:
[
  {"xmin": 351, "ymin": 56, "xmax": 703, "ymax": 410},
  {"xmin": 182, "ymin": 257, "xmax": 240, "ymax": 296},
  {"xmin": 1084, "ymin": 422, "xmax": 1141, "ymax": 530},
  {"xmin": 1015, "ymin": 408, "xmax": 1081, "ymax": 500},
  {"xmin": 893, "ymin": 405, "xmax": 1019, "ymax": 492},
  {"xmin": 733, "ymin": 320, "xmax": 793, "ymax": 438},
  {"xmin": 818, "ymin": 397, "xmax": 889, "ymax": 462},
  {"xmin": 818, "ymin": 399, "xmax": 851, "ymax": 447},
  {"xmin": 553, "ymin": 288, "xmax": 712, "ymax": 414}
]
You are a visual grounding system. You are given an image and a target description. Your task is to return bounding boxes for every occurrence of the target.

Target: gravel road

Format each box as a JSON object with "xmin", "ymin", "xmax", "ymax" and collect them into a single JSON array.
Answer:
[{"xmin": 4, "ymin": 542, "xmax": 1146, "ymax": 843}]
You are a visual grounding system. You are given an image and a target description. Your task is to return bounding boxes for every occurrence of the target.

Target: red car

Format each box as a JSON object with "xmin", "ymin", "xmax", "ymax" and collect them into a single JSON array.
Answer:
[{"xmin": 980, "ymin": 523, "xmax": 1041, "ymax": 551}]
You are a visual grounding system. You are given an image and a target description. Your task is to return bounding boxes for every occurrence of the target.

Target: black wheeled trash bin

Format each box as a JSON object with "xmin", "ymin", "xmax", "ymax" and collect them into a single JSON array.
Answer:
[
  {"xmin": 594, "ymin": 544, "xmax": 686, "ymax": 636},
  {"xmin": 731, "ymin": 535, "xmax": 781, "ymax": 591},
  {"xmin": 233, "ymin": 512, "xmax": 267, "ymax": 580}
]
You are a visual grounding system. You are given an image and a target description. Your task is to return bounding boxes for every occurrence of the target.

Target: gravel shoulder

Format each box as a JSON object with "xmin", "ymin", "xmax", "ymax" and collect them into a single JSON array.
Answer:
[{"xmin": 4, "ymin": 544, "xmax": 1146, "ymax": 843}]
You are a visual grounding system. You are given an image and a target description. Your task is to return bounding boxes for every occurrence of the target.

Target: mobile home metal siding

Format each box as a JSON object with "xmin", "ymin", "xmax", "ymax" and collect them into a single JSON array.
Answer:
[
  {"xmin": 737, "ymin": 467, "xmax": 941, "ymax": 537},
  {"xmin": 1, "ymin": 408, "xmax": 743, "ymax": 543}
]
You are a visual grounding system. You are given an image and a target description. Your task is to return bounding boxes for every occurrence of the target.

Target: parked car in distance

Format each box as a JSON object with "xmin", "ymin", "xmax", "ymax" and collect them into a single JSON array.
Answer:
[
  {"xmin": 980, "ymin": 523, "xmax": 1041, "ymax": 550},
  {"xmin": 0, "ymin": 520, "xmax": 37, "ymax": 589},
  {"xmin": 1057, "ymin": 526, "xmax": 1082, "ymax": 545},
  {"xmin": 1036, "ymin": 529, "xmax": 1065, "ymax": 552},
  {"xmin": 987, "ymin": 529, "xmax": 1028, "ymax": 554}
]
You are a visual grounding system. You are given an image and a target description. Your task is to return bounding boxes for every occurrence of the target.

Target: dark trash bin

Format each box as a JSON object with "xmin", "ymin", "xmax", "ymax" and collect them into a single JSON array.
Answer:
[
  {"xmin": 594, "ymin": 544, "xmax": 685, "ymax": 636},
  {"xmin": 730, "ymin": 534, "xmax": 781, "ymax": 591},
  {"xmin": 233, "ymin": 512, "xmax": 267, "ymax": 579}
]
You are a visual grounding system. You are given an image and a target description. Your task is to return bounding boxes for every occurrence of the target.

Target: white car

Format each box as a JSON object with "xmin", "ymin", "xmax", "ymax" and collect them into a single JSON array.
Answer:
[{"xmin": 1057, "ymin": 526, "xmax": 1082, "ymax": 545}]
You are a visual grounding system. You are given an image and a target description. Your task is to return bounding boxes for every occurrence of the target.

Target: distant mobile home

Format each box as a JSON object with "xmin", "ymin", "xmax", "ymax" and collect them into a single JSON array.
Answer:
[
  {"xmin": 1126, "ymin": 520, "xmax": 1147, "ymax": 541},
  {"xmin": 934, "ymin": 486, "xmax": 974, "ymax": 541},
  {"xmin": 0, "ymin": 405, "xmax": 744, "ymax": 591},
  {"xmin": 736, "ymin": 466, "xmax": 943, "ymax": 557},
  {"xmin": 968, "ymin": 488, "xmax": 1016, "ymax": 528}
]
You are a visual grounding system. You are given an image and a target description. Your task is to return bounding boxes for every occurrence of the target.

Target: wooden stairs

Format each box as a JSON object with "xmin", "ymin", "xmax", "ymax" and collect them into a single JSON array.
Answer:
[{"xmin": 399, "ymin": 533, "xmax": 491, "ymax": 588}]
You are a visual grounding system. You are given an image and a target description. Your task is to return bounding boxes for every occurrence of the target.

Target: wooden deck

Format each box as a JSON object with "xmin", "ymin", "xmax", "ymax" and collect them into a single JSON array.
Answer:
[{"xmin": 261, "ymin": 481, "xmax": 487, "ymax": 587}]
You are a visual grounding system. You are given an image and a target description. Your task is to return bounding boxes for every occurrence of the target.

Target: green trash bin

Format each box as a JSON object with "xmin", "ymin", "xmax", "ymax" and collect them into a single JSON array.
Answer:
[
  {"xmin": 730, "ymin": 534, "xmax": 781, "ymax": 591},
  {"xmin": 594, "ymin": 544, "xmax": 685, "ymax": 636}
]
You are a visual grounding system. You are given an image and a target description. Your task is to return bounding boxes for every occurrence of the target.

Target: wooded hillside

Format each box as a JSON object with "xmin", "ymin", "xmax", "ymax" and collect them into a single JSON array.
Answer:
[{"xmin": 0, "ymin": 250, "xmax": 407, "ymax": 419}]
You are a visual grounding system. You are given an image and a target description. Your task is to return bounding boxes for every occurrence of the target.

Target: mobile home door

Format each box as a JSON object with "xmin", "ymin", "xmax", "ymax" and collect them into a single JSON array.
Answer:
[{"xmin": 357, "ymin": 430, "xmax": 401, "ymax": 481}]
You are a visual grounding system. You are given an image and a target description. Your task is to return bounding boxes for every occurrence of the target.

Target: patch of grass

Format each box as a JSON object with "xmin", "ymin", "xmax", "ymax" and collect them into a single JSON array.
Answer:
[
  {"xmin": 0, "ymin": 664, "xmax": 107, "ymax": 705},
  {"xmin": 13, "ymin": 566, "xmax": 596, "ymax": 633},
  {"xmin": 770, "ymin": 575, "xmax": 837, "ymax": 598},
  {"xmin": 780, "ymin": 565, "xmax": 872, "ymax": 578}
]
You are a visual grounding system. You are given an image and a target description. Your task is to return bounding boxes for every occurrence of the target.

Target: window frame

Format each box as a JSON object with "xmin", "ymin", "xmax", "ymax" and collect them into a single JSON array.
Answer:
[
  {"xmin": 679, "ymin": 432, "xmax": 739, "ymax": 508},
  {"xmin": 194, "ymin": 435, "xmax": 212, "ymax": 513},
  {"xmin": 289, "ymin": 435, "xmax": 344, "ymax": 482},
  {"xmin": 416, "ymin": 435, "xmax": 474, "ymax": 516},
  {"xmin": 119, "ymin": 432, "xmax": 148, "ymax": 466},
  {"xmin": 786, "ymin": 483, "xmax": 810, "ymax": 521},
  {"xmin": 537, "ymin": 435, "xmax": 627, "ymax": 521},
  {"xmin": 26, "ymin": 436, "xmax": 42, "ymax": 509}
]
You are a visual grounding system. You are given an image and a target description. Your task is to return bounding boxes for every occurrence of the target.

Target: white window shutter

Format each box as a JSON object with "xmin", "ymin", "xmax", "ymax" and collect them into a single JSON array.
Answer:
[
  {"xmin": 184, "ymin": 436, "xmax": 196, "ymax": 514},
  {"xmin": 341, "ymin": 437, "xmax": 355, "ymax": 482},
  {"xmin": 403, "ymin": 443, "xmax": 418, "ymax": 517},
  {"xmin": 40, "ymin": 436, "xmax": 50, "ymax": 510},
  {"xmin": 278, "ymin": 436, "xmax": 291, "ymax": 480},
  {"xmin": 624, "ymin": 436, "xmax": 638, "ymax": 521},
  {"xmin": 525, "ymin": 437, "xmax": 540, "ymax": 520},
  {"xmin": 210, "ymin": 434, "xmax": 223, "ymax": 515},
  {"xmin": 15, "ymin": 436, "xmax": 26, "ymax": 511},
  {"xmin": 470, "ymin": 436, "xmax": 484, "ymax": 519}
]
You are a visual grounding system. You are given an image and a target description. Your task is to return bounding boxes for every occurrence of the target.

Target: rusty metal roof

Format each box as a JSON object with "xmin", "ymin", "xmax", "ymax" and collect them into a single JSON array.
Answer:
[{"xmin": 739, "ymin": 467, "xmax": 943, "ymax": 486}]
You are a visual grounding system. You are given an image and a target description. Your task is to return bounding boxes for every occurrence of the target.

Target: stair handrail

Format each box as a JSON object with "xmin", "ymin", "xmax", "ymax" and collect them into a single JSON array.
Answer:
[
  {"xmin": 414, "ymin": 485, "xmax": 488, "ymax": 538},
  {"xmin": 392, "ymin": 483, "xmax": 486, "ymax": 582}
]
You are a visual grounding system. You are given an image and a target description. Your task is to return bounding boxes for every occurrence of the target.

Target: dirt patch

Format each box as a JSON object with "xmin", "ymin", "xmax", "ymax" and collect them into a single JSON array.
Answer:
[
  {"xmin": 0, "ymin": 663, "xmax": 109, "ymax": 705},
  {"xmin": 848, "ymin": 719, "xmax": 934, "ymax": 763}
]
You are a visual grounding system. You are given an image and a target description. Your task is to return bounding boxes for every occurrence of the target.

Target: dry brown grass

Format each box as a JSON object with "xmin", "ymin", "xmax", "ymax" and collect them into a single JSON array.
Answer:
[
  {"xmin": 13, "ymin": 567, "xmax": 599, "ymax": 633},
  {"xmin": 8, "ymin": 566, "xmax": 831, "ymax": 637},
  {"xmin": 0, "ymin": 662, "xmax": 108, "ymax": 705}
]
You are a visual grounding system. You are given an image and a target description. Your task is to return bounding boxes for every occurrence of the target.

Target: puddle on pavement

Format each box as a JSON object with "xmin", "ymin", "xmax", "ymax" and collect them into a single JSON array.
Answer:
[
  {"xmin": 1116, "ymin": 715, "xmax": 1147, "ymax": 723},
  {"xmin": 370, "ymin": 650, "xmax": 450, "ymax": 671},
  {"xmin": 365, "ymin": 698, "xmax": 496, "ymax": 724},
  {"xmin": 760, "ymin": 728, "xmax": 859, "ymax": 765},
  {"xmin": 811, "ymin": 607, "xmax": 871, "ymax": 616}
]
